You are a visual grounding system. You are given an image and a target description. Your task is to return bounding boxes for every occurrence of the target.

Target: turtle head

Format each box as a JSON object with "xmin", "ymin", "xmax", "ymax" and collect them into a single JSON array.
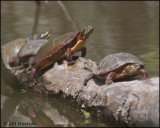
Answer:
[
  {"xmin": 71, "ymin": 26, "xmax": 93, "ymax": 54},
  {"xmin": 81, "ymin": 26, "xmax": 94, "ymax": 39},
  {"xmin": 40, "ymin": 31, "xmax": 51, "ymax": 40},
  {"xmin": 34, "ymin": 31, "xmax": 51, "ymax": 40},
  {"xmin": 25, "ymin": 31, "xmax": 51, "ymax": 43},
  {"xmin": 125, "ymin": 64, "xmax": 141, "ymax": 75}
]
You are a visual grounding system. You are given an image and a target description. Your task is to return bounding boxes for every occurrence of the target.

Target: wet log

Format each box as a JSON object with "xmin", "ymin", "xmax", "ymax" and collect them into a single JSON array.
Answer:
[{"xmin": 2, "ymin": 40, "xmax": 159, "ymax": 127}]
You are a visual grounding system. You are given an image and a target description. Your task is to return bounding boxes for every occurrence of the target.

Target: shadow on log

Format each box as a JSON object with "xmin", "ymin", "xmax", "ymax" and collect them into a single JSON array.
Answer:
[{"xmin": 2, "ymin": 41, "xmax": 159, "ymax": 127}]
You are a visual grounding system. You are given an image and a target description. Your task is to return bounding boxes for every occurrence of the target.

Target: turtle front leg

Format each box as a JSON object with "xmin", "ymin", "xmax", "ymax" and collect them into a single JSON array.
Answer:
[
  {"xmin": 83, "ymin": 73, "xmax": 94, "ymax": 86},
  {"xmin": 81, "ymin": 47, "xmax": 87, "ymax": 57},
  {"xmin": 138, "ymin": 68, "xmax": 148, "ymax": 80},
  {"xmin": 66, "ymin": 48, "xmax": 75, "ymax": 65},
  {"xmin": 105, "ymin": 72, "xmax": 116, "ymax": 85},
  {"xmin": 30, "ymin": 67, "xmax": 36, "ymax": 81},
  {"xmin": 28, "ymin": 67, "xmax": 37, "ymax": 88}
]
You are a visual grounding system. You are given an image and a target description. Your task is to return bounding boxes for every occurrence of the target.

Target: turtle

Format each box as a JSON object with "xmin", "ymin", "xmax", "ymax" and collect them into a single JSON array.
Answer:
[
  {"xmin": 2, "ymin": 39, "xmax": 26, "ymax": 70},
  {"xmin": 8, "ymin": 31, "xmax": 51, "ymax": 67},
  {"xmin": 28, "ymin": 26, "xmax": 94, "ymax": 87},
  {"xmin": 83, "ymin": 52, "xmax": 148, "ymax": 86}
]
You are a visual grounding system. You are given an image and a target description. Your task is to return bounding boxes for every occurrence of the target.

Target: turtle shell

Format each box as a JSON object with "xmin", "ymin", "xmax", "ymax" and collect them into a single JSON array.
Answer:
[
  {"xmin": 96, "ymin": 52, "xmax": 144, "ymax": 74},
  {"xmin": 1, "ymin": 39, "xmax": 26, "ymax": 70},
  {"xmin": 18, "ymin": 39, "xmax": 48, "ymax": 58},
  {"xmin": 31, "ymin": 32, "xmax": 79, "ymax": 65}
]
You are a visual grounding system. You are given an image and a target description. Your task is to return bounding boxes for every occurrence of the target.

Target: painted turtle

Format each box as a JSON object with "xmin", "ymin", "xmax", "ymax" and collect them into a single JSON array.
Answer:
[
  {"xmin": 83, "ymin": 52, "xmax": 148, "ymax": 86},
  {"xmin": 29, "ymin": 26, "xmax": 94, "ymax": 86},
  {"xmin": 8, "ymin": 31, "xmax": 51, "ymax": 67},
  {"xmin": 2, "ymin": 39, "xmax": 26, "ymax": 70}
]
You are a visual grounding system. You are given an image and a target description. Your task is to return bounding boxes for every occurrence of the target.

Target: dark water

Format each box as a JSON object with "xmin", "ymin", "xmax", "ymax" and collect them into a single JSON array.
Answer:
[{"xmin": 1, "ymin": 1, "xmax": 159, "ymax": 127}]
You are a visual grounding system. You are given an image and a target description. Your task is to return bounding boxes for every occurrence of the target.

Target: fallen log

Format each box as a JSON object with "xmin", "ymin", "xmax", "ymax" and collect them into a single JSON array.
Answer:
[
  {"xmin": 37, "ymin": 58, "xmax": 159, "ymax": 127},
  {"xmin": 2, "ymin": 42, "xmax": 159, "ymax": 127}
]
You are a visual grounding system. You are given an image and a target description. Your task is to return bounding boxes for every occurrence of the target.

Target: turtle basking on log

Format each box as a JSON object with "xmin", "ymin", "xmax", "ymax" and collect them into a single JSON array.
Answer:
[
  {"xmin": 8, "ymin": 31, "xmax": 51, "ymax": 67},
  {"xmin": 83, "ymin": 52, "xmax": 148, "ymax": 86},
  {"xmin": 28, "ymin": 26, "xmax": 94, "ymax": 87}
]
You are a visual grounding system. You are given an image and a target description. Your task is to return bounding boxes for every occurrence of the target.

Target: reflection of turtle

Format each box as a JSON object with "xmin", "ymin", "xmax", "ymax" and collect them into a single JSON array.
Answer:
[
  {"xmin": 8, "ymin": 31, "xmax": 51, "ymax": 67},
  {"xmin": 84, "ymin": 53, "xmax": 148, "ymax": 86}
]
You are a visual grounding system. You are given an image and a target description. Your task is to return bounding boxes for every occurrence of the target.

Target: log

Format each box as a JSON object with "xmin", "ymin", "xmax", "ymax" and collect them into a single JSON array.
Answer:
[
  {"xmin": 2, "ymin": 41, "xmax": 159, "ymax": 127},
  {"xmin": 39, "ymin": 58, "xmax": 159, "ymax": 127},
  {"xmin": 3, "ymin": 57, "xmax": 159, "ymax": 127}
]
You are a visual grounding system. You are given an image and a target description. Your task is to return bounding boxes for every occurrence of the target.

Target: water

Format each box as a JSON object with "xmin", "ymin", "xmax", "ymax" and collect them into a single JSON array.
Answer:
[{"xmin": 1, "ymin": 1, "xmax": 159, "ymax": 127}]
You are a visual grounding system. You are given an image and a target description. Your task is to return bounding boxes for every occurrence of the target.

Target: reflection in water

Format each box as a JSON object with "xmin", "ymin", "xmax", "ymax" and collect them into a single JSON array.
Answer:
[
  {"xmin": 1, "ymin": 88, "xmax": 73, "ymax": 127},
  {"xmin": 1, "ymin": 88, "xmax": 111, "ymax": 127},
  {"xmin": 31, "ymin": 3, "xmax": 41, "ymax": 36},
  {"xmin": 57, "ymin": 1, "xmax": 79, "ymax": 31},
  {"xmin": 1, "ymin": 1, "xmax": 159, "ymax": 127}
]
